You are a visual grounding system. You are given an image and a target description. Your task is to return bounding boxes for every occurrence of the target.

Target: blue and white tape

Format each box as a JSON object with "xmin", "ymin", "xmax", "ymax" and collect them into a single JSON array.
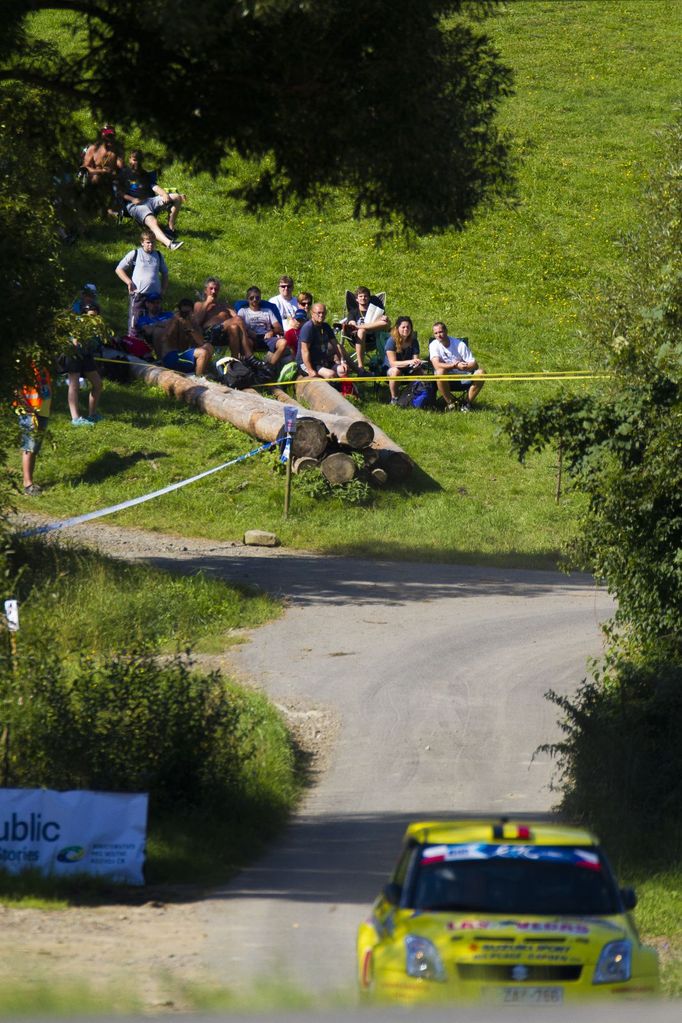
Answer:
[{"xmin": 20, "ymin": 441, "xmax": 275, "ymax": 538}]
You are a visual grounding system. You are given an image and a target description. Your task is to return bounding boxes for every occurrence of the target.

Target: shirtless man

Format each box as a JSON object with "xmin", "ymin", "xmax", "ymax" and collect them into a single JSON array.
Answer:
[
  {"xmin": 80, "ymin": 126, "xmax": 124, "ymax": 216},
  {"xmin": 193, "ymin": 277, "xmax": 252, "ymax": 358},
  {"xmin": 153, "ymin": 299, "xmax": 214, "ymax": 376},
  {"xmin": 81, "ymin": 126, "xmax": 123, "ymax": 186}
]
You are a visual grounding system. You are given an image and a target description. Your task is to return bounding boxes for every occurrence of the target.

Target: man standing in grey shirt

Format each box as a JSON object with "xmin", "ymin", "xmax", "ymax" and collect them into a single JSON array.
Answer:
[{"xmin": 115, "ymin": 230, "xmax": 169, "ymax": 334}]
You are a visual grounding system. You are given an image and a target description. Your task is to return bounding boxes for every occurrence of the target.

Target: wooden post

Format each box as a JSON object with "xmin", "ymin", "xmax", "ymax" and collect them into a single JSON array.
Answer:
[
  {"xmin": 556, "ymin": 440, "xmax": 563, "ymax": 504},
  {"xmin": 284, "ymin": 454, "xmax": 293, "ymax": 518}
]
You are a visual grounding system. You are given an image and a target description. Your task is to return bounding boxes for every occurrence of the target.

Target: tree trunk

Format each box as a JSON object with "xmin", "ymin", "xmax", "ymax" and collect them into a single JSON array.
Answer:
[
  {"xmin": 320, "ymin": 452, "xmax": 357, "ymax": 485},
  {"xmin": 295, "ymin": 377, "xmax": 413, "ymax": 479},
  {"xmin": 128, "ymin": 363, "xmax": 330, "ymax": 457},
  {"xmin": 129, "ymin": 363, "xmax": 373, "ymax": 453}
]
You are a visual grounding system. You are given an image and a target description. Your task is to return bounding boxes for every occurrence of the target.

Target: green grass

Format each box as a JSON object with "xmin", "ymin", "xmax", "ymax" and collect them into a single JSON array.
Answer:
[
  {"xmin": 11, "ymin": 378, "xmax": 584, "ymax": 566},
  {"xmin": 10, "ymin": 535, "xmax": 280, "ymax": 659},
  {"xmin": 10, "ymin": 1, "xmax": 679, "ymax": 565},
  {"xmin": 627, "ymin": 870, "xmax": 682, "ymax": 997},
  {"xmin": 0, "ymin": 980, "xmax": 143, "ymax": 1017}
]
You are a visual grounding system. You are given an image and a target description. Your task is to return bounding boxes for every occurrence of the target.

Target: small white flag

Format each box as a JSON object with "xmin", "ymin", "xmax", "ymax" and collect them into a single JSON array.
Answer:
[{"xmin": 4, "ymin": 599, "xmax": 19, "ymax": 632}]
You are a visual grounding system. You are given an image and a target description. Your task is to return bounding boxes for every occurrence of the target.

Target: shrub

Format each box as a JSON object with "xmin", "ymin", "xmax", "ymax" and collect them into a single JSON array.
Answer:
[
  {"xmin": 0, "ymin": 640, "xmax": 263, "ymax": 813},
  {"xmin": 542, "ymin": 658, "xmax": 682, "ymax": 864}
]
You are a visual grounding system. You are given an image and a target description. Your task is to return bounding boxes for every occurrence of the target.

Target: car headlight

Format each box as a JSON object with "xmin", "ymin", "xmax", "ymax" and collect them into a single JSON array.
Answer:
[
  {"xmin": 405, "ymin": 934, "xmax": 446, "ymax": 982},
  {"xmin": 593, "ymin": 940, "xmax": 632, "ymax": 984}
]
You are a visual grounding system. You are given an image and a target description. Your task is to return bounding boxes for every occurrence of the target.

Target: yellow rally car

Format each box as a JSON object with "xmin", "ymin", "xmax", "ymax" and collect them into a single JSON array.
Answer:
[{"xmin": 357, "ymin": 819, "xmax": 659, "ymax": 1005}]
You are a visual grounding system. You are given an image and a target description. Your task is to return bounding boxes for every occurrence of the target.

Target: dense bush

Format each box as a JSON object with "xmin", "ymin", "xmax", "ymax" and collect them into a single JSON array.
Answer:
[
  {"xmin": 0, "ymin": 638, "xmax": 287, "ymax": 814},
  {"xmin": 543, "ymin": 658, "xmax": 682, "ymax": 864}
]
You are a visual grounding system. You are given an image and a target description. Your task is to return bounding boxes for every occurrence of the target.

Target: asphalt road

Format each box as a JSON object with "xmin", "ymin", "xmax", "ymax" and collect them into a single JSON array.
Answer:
[
  {"xmin": 30, "ymin": 521, "xmax": 613, "ymax": 1001},
  {"xmin": 165, "ymin": 550, "xmax": 614, "ymax": 999}
]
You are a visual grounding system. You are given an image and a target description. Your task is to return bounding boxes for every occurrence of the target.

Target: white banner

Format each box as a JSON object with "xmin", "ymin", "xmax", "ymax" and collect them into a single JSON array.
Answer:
[{"xmin": 0, "ymin": 789, "xmax": 148, "ymax": 885}]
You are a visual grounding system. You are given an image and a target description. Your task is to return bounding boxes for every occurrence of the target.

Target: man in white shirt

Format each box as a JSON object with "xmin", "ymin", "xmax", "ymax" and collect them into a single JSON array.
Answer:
[
  {"xmin": 269, "ymin": 275, "xmax": 300, "ymax": 329},
  {"xmin": 428, "ymin": 321, "xmax": 484, "ymax": 412}
]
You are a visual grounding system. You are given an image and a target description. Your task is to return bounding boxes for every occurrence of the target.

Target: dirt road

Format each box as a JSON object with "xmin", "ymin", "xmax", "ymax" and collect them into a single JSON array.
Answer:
[{"xmin": 2, "ymin": 522, "xmax": 613, "ymax": 1009}]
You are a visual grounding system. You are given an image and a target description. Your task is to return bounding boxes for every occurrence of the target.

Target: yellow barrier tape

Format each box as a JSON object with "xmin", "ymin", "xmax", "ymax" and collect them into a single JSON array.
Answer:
[
  {"xmin": 252, "ymin": 372, "xmax": 608, "ymax": 388},
  {"xmin": 92, "ymin": 356, "xmax": 608, "ymax": 386}
]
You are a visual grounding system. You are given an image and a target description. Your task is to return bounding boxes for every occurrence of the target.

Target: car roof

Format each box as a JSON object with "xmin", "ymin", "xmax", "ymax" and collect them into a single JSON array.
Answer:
[{"xmin": 404, "ymin": 819, "xmax": 598, "ymax": 847}]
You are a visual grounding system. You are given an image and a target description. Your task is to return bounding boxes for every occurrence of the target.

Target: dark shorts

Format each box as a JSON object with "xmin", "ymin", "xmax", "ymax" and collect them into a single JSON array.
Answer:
[
  {"xmin": 444, "ymin": 370, "xmax": 473, "ymax": 391},
  {"xmin": 204, "ymin": 323, "xmax": 226, "ymax": 346},
  {"xmin": 162, "ymin": 348, "xmax": 197, "ymax": 372},
  {"xmin": 19, "ymin": 413, "xmax": 49, "ymax": 454},
  {"xmin": 253, "ymin": 334, "xmax": 280, "ymax": 354},
  {"xmin": 62, "ymin": 351, "xmax": 98, "ymax": 374}
]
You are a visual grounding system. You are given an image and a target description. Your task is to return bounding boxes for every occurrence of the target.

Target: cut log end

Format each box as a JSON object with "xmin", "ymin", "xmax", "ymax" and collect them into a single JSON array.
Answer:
[
  {"xmin": 291, "ymin": 417, "xmax": 329, "ymax": 459},
  {"xmin": 343, "ymin": 420, "xmax": 374, "ymax": 450},
  {"xmin": 320, "ymin": 452, "xmax": 357, "ymax": 485},
  {"xmin": 292, "ymin": 456, "xmax": 320, "ymax": 474}
]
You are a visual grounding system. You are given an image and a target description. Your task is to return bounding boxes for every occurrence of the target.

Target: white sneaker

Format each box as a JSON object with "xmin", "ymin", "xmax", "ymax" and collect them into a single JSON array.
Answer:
[{"xmin": 169, "ymin": 240, "xmax": 184, "ymax": 251}]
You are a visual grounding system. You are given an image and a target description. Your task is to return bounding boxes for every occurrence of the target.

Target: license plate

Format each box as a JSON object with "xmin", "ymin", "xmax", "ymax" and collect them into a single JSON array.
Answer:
[{"xmin": 488, "ymin": 986, "xmax": 564, "ymax": 1005}]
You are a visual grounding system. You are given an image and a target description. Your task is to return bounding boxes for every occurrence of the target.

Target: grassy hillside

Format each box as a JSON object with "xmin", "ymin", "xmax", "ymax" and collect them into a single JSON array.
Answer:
[{"xmin": 10, "ymin": 0, "xmax": 681, "ymax": 563}]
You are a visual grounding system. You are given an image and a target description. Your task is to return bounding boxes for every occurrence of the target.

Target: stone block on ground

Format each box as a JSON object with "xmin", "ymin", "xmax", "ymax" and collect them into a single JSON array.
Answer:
[{"xmin": 243, "ymin": 530, "xmax": 279, "ymax": 547}]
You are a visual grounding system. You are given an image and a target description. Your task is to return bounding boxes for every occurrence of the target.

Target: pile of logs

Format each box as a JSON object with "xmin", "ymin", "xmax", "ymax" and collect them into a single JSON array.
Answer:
[{"xmin": 125, "ymin": 357, "xmax": 414, "ymax": 486}]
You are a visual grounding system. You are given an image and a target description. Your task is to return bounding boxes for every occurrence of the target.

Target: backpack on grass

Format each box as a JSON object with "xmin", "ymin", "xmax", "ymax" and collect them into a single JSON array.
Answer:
[
  {"xmin": 397, "ymin": 380, "xmax": 437, "ymax": 409},
  {"xmin": 217, "ymin": 358, "xmax": 255, "ymax": 389}
]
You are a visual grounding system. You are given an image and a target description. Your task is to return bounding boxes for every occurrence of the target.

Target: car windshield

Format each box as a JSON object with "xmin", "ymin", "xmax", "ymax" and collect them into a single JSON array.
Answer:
[{"xmin": 409, "ymin": 844, "xmax": 621, "ymax": 916}]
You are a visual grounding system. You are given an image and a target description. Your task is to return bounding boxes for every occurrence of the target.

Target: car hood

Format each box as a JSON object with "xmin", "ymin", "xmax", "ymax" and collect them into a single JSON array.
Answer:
[{"xmin": 396, "ymin": 911, "xmax": 631, "ymax": 965}]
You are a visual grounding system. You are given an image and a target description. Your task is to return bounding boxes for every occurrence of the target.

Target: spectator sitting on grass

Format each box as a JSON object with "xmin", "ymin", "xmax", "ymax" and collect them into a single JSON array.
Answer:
[
  {"xmin": 238, "ymin": 287, "xmax": 290, "ymax": 368},
  {"xmin": 297, "ymin": 302, "xmax": 349, "ymax": 379},
  {"xmin": 71, "ymin": 283, "xmax": 101, "ymax": 315},
  {"xmin": 344, "ymin": 285, "xmax": 390, "ymax": 372},
  {"xmin": 193, "ymin": 277, "xmax": 253, "ymax": 359},
  {"xmin": 80, "ymin": 126, "xmax": 124, "ymax": 216},
  {"xmin": 428, "ymin": 321, "xmax": 484, "ymax": 412},
  {"xmin": 153, "ymin": 299, "xmax": 214, "ymax": 376},
  {"xmin": 133, "ymin": 292, "xmax": 173, "ymax": 346},
  {"xmin": 384, "ymin": 316, "xmax": 425, "ymax": 404},
  {"xmin": 118, "ymin": 150, "xmax": 185, "ymax": 251},
  {"xmin": 115, "ymin": 230, "xmax": 169, "ymax": 334},
  {"xmin": 269, "ymin": 275, "xmax": 300, "ymax": 329},
  {"xmin": 284, "ymin": 309, "xmax": 308, "ymax": 358},
  {"xmin": 297, "ymin": 292, "xmax": 313, "ymax": 318}
]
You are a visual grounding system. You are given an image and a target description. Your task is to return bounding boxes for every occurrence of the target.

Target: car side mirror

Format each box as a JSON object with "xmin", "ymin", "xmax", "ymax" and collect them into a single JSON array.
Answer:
[
  {"xmin": 382, "ymin": 882, "xmax": 402, "ymax": 906},
  {"xmin": 620, "ymin": 886, "xmax": 637, "ymax": 910}
]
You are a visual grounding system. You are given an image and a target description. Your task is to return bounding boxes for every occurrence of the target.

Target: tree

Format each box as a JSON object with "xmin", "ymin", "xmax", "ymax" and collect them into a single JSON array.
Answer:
[
  {"xmin": 503, "ymin": 121, "xmax": 682, "ymax": 662},
  {"xmin": 2, "ymin": 0, "xmax": 515, "ymax": 233}
]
